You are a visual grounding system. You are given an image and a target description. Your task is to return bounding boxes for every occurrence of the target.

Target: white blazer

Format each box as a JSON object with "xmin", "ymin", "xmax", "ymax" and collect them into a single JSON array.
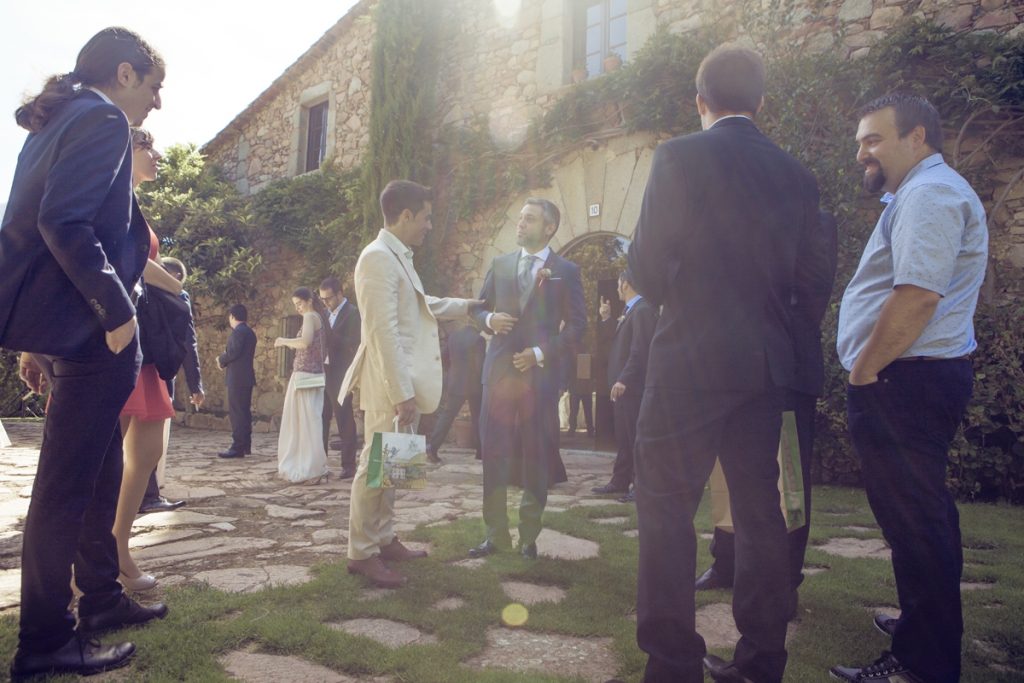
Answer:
[{"xmin": 340, "ymin": 229, "xmax": 470, "ymax": 414}]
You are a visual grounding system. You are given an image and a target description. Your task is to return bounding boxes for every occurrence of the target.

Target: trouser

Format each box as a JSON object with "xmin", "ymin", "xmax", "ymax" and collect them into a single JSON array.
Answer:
[
  {"xmin": 20, "ymin": 328, "xmax": 141, "ymax": 653},
  {"xmin": 568, "ymin": 391, "xmax": 593, "ymax": 432},
  {"xmin": 347, "ymin": 409, "xmax": 420, "ymax": 560},
  {"xmin": 480, "ymin": 375, "xmax": 557, "ymax": 548},
  {"xmin": 428, "ymin": 392, "xmax": 482, "ymax": 459},
  {"xmin": 847, "ymin": 360, "xmax": 972, "ymax": 683},
  {"xmin": 227, "ymin": 384, "xmax": 252, "ymax": 452},
  {"xmin": 709, "ymin": 390, "xmax": 816, "ymax": 588},
  {"xmin": 635, "ymin": 385, "xmax": 789, "ymax": 683},
  {"xmin": 609, "ymin": 392, "xmax": 642, "ymax": 489},
  {"xmin": 323, "ymin": 370, "xmax": 358, "ymax": 471}
]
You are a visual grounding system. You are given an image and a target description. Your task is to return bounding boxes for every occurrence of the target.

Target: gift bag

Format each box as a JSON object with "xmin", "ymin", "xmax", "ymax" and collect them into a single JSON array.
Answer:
[
  {"xmin": 710, "ymin": 410, "xmax": 805, "ymax": 533},
  {"xmin": 366, "ymin": 418, "xmax": 428, "ymax": 489}
]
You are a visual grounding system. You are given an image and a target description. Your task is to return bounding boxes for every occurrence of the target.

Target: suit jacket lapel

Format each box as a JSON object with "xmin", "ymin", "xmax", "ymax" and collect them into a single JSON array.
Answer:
[
  {"xmin": 380, "ymin": 235, "xmax": 426, "ymax": 299},
  {"xmin": 497, "ymin": 252, "xmax": 521, "ymax": 317}
]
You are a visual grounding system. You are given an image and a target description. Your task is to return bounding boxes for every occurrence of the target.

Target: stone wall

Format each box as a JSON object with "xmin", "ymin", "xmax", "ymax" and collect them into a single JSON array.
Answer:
[{"xmin": 196, "ymin": 0, "xmax": 1023, "ymax": 423}]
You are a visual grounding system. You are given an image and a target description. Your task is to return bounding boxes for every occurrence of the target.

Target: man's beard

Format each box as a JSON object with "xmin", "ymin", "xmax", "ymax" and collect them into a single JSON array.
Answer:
[{"xmin": 862, "ymin": 164, "xmax": 886, "ymax": 193}]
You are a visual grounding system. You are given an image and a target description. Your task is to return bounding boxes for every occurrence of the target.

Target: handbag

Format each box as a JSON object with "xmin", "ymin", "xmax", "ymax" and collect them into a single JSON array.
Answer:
[
  {"xmin": 367, "ymin": 417, "xmax": 427, "ymax": 489},
  {"xmin": 136, "ymin": 281, "xmax": 192, "ymax": 381}
]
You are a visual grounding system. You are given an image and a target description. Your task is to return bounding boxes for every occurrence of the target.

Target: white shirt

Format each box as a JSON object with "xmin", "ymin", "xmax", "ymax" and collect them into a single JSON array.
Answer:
[
  {"xmin": 323, "ymin": 298, "xmax": 347, "ymax": 365},
  {"xmin": 487, "ymin": 245, "xmax": 552, "ymax": 364},
  {"xmin": 86, "ymin": 87, "xmax": 114, "ymax": 106},
  {"xmin": 709, "ymin": 114, "xmax": 752, "ymax": 128}
]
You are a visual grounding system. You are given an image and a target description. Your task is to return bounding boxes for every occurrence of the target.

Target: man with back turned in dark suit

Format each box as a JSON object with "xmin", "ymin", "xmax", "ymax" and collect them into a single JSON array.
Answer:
[
  {"xmin": 694, "ymin": 210, "xmax": 838, "ymax": 620},
  {"xmin": 218, "ymin": 304, "xmax": 257, "ymax": 458},
  {"xmin": 591, "ymin": 269, "xmax": 658, "ymax": 503},
  {"xmin": 428, "ymin": 321, "xmax": 486, "ymax": 462},
  {"xmin": 468, "ymin": 198, "xmax": 587, "ymax": 560},
  {"xmin": 623, "ymin": 46, "xmax": 828, "ymax": 683},
  {"xmin": 319, "ymin": 277, "xmax": 360, "ymax": 479},
  {"xmin": 0, "ymin": 27, "xmax": 170, "ymax": 680}
]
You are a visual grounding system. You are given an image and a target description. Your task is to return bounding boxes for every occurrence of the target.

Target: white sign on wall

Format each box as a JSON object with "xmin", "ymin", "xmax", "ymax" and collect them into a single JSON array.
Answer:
[{"xmin": 589, "ymin": 204, "xmax": 600, "ymax": 217}]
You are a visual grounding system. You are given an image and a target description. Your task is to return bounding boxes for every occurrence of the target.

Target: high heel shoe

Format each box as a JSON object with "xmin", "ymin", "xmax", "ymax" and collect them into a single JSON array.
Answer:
[
  {"xmin": 303, "ymin": 472, "xmax": 329, "ymax": 486},
  {"xmin": 118, "ymin": 572, "xmax": 157, "ymax": 591}
]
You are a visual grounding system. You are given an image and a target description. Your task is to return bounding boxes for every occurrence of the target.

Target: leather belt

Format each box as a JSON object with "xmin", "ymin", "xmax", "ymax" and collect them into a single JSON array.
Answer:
[{"xmin": 894, "ymin": 355, "xmax": 970, "ymax": 362}]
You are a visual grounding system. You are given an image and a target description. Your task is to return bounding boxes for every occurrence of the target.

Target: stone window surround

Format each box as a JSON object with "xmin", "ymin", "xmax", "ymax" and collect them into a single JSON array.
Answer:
[
  {"xmin": 287, "ymin": 81, "xmax": 338, "ymax": 178},
  {"xmin": 538, "ymin": 0, "xmax": 656, "ymax": 94}
]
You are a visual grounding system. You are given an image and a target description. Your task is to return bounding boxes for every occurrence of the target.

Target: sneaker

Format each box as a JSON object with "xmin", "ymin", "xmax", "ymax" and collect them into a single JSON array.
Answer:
[{"xmin": 830, "ymin": 652, "xmax": 926, "ymax": 682}]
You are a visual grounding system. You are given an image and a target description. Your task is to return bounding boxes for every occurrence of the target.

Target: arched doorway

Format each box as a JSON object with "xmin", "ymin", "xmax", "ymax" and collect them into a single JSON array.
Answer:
[{"xmin": 559, "ymin": 232, "xmax": 630, "ymax": 451}]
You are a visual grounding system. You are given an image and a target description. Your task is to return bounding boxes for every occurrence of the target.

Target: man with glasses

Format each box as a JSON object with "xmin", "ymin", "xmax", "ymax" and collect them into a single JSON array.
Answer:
[{"xmin": 319, "ymin": 277, "xmax": 360, "ymax": 480}]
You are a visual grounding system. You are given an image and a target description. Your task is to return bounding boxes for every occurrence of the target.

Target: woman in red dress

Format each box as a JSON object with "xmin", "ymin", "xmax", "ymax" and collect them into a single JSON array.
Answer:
[{"xmin": 112, "ymin": 129, "xmax": 185, "ymax": 590}]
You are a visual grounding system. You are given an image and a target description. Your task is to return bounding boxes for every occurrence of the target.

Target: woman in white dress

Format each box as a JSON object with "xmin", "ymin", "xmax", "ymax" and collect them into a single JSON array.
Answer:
[{"xmin": 275, "ymin": 287, "xmax": 330, "ymax": 484}]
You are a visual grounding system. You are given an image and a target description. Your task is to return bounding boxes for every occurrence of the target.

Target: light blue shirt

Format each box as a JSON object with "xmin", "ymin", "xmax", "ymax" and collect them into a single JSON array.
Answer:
[
  {"xmin": 837, "ymin": 154, "xmax": 988, "ymax": 370},
  {"xmin": 623, "ymin": 295, "xmax": 642, "ymax": 315}
]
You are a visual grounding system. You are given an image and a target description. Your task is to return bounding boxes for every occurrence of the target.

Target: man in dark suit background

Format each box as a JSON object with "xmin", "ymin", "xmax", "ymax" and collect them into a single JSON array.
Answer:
[
  {"xmin": 0, "ymin": 27, "xmax": 169, "ymax": 679},
  {"xmin": 469, "ymin": 198, "xmax": 587, "ymax": 559},
  {"xmin": 428, "ymin": 322, "xmax": 486, "ymax": 462},
  {"xmin": 626, "ymin": 47, "xmax": 828, "ymax": 683},
  {"xmin": 591, "ymin": 269, "xmax": 658, "ymax": 502},
  {"xmin": 217, "ymin": 304, "xmax": 257, "ymax": 458},
  {"xmin": 319, "ymin": 277, "xmax": 360, "ymax": 479},
  {"xmin": 563, "ymin": 350, "xmax": 594, "ymax": 437},
  {"xmin": 694, "ymin": 211, "xmax": 838, "ymax": 617}
]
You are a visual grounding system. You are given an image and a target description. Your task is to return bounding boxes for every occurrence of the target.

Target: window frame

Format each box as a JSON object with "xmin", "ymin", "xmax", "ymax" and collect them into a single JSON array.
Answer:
[
  {"xmin": 304, "ymin": 100, "xmax": 329, "ymax": 174},
  {"xmin": 573, "ymin": 0, "xmax": 628, "ymax": 79}
]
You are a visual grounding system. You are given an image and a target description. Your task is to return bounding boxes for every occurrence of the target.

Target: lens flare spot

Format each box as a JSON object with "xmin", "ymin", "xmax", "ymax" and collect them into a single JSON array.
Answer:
[
  {"xmin": 493, "ymin": 0, "xmax": 522, "ymax": 28},
  {"xmin": 502, "ymin": 602, "xmax": 529, "ymax": 627}
]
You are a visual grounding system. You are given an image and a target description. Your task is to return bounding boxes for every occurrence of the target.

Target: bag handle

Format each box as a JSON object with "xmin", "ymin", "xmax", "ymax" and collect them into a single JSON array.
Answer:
[{"xmin": 392, "ymin": 416, "xmax": 415, "ymax": 435}]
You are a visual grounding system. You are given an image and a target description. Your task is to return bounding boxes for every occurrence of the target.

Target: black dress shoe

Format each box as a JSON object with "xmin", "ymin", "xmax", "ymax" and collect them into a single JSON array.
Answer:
[
  {"xmin": 10, "ymin": 634, "xmax": 136, "ymax": 681},
  {"xmin": 468, "ymin": 540, "xmax": 502, "ymax": 558},
  {"xmin": 831, "ymin": 651, "xmax": 926, "ymax": 682},
  {"xmin": 426, "ymin": 450, "xmax": 442, "ymax": 464},
  {"xmin": 704, "ymin": 654, "xmax": 755, "ymax": 683},
  {"xmin": 591, "ymin": 482, "xmax": 630, "ymax": 495},
  {"xmin": 873, "ymin": 614, "xmax": 898, "ymax": 637},
  {"xmin": 339, "ymin": 467, "xmax": 355, "ymax": 480},
  {"xmin": 519, "ymin": 542, "xmax": 538, "ymax": 559},
  {"xmin": 138, "ymin": 497, "xmax": 186, "ymax": 515},
  {"xmin": 617, "ymin": 490, "xmax": 636, "ymax": 503},
  {"xmin": 695, "ymin": 567, "xmax": 733, "ymax": 591},
  {"xmin": 244, "ymin": 445, "xmax": 252, "ymax": 455},
  {"xmin": 78, "ymin": 594, "xmax": 169, "ymax": 634},
  {"xmin": 218, "ymin": 450, "xmax": 243, "ymax": 458}
]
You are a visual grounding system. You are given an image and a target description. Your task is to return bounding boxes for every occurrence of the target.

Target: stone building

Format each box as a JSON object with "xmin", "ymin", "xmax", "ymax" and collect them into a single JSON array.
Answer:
[{"xmin": 193, "ymin": 0, "xmax": 1024, "ymax": 430}]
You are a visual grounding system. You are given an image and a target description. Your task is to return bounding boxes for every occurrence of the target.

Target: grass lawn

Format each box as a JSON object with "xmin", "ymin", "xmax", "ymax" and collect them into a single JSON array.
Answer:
[{"xmin": 1, "ymin": 485, "xmax": 1021, "ymax": 682}]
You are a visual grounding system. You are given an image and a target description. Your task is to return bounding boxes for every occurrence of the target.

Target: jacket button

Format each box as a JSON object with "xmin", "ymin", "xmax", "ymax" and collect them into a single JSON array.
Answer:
[
  {"xmin": 435, "ymin": 356, "xmax": 440, "ymax": 361},
  {"xmin": 140, "ymin": 243, "xmax": 148, "ymax": 252}
]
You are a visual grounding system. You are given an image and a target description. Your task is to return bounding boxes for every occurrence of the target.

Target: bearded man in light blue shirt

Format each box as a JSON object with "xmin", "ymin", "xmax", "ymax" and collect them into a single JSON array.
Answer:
[{"xmin": 831, "ymin": 93, "xmax": 987, "ymax": 683}]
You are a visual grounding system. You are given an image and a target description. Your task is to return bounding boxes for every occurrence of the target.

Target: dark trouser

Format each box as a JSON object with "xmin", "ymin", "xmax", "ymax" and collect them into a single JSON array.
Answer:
[
  {"xmin": 429, "ymin": 392, "xmax": 482, "ymax": 459},
  {"xmin": 567, "ymin": 391, "xmax": 593, "ymax": 433},
  {"xmin": 636, "ymin": 385, "xmax": 789, "ymax": 683},
  {"xmin": 323, "ymin": 369, "xmax": 358, "ymax": 470},
  {"xmin": 709, "ymin": 390, "xmax": 816, "ymax": 589},
  {"xmin": 480, "ymin": 375, "xmax": 558, "ymax": 548},
  {"xmin": 227, "ymin": 384, "xmax": 253, "ymax": 453},
  {"xmin": 610, "ymin": 392, "xmax": 642, "ymax": 489},
  {"xmin": 21, "ymin": 329, "xmax": 141, "ymax": 653},
  {"xmin": 143, "ymin": 471, "xmax": 160, "ymax": 502},
  {"xmin": 847, "ymin": 360, "xmax": 971, "ymax": 683}
]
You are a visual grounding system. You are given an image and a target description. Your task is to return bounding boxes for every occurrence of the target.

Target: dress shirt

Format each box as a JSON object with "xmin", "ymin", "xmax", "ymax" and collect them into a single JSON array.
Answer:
[
  {"xmin": 709, "ymin": 114, "xmax": 752, "ymax": 128},
  {"xmin": 323, "ymin": 298, "xmax": 347, "ymax": 365},
  {"xmin": 602, "ymin": 294, "xmax": 642, "ymax": 322},
  {"xmin": 837, "ymin": 154, "xmax": 987, "ymax": 369},
  {"xmin": 487, "ymin": 245, "xmax": 551, "ymax": 364},
  {"xmin": 86, "ymin": 87, "xmax": 115, "ymax": 106}
]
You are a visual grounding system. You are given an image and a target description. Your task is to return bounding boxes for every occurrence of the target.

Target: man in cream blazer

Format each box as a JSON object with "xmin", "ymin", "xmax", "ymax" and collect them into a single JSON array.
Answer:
[{"xmin": 340, "ymin": 180, "xmax": 478, "ymax": 587}]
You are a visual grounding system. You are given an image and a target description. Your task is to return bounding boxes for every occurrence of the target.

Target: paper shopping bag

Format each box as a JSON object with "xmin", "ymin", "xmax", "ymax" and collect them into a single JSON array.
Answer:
[
  {"xmin": 710, "ymin": 411, "xmax": 805, "ymax": 533},
  {"xmin": 366, "ymin": 419, "xmax": 428, "ymax": 489}
]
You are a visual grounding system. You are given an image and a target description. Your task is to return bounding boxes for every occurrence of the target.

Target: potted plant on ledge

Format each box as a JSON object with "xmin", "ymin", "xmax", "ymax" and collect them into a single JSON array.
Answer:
[
  {"xmin": 572, "ymin": 60, "xmax": 589, "ymax": 83},
  {"xmin": 604, "ymin": 50, "xmax": 623, "ymax": 73}
]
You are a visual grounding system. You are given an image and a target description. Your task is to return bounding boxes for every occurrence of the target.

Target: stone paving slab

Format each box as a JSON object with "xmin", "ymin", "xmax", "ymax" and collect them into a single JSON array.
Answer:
[
  {"xmin": 696, "ymin": 603, "xmax": 800, "ymax": 649},
  {"xmin": 331, "ymin": 618, "xmax": 438, "ymax": 648},
  {"xmin": 462, "ymin": 627, "xmax": 616, "ymax": 683},
  {"xmin": 219, "ymin": 651, "xmax": 376, "ymax": 683},
  {"xmin": 194, "ymin": 565, "xmax": 311, "ymax": 593},
  {"xmin": 816, "ymin": 537, "xmax": 891, "ymax": 560}
]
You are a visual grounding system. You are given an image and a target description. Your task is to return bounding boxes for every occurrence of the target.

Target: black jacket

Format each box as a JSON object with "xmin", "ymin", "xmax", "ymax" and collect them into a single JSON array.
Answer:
[
  {"xmin": 474, "ymin": 251, "xmax": 587, "ymax": 393},
  {"xmin": 442, "ymin": 326, "xmax": 485, "ymax": 397},
  {"xmin": 790, "ymin": 210, "xmax": 839, "ymax": 398},
  {"xmin": 601, "ymin": 298, "xmax": 658, "ymax": 395},
  {"xmin": 218, "ymin": 323, "xmax": 257, "ymax": 388},
  {"xmin": 627, "ymin": 117, "xmax": 828, "ymax": 394},
  {"xmin": 324, "ymin": 301, "xmax": 360, "ymax": 384},
  {"xmin": 0, "ymin": 90, "xmax": 149, "ymax": 357}
]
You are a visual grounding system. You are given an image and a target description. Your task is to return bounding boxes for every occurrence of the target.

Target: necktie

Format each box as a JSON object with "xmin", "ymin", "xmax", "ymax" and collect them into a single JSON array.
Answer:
[{"xmin": 519, "ymin": 253, "xmax": 536, "ymax": 294}]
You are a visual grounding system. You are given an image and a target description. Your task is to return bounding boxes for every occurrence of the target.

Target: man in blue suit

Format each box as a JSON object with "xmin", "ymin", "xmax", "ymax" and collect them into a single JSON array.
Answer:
[
  {"xmin": 468, "ymin": 198, "xmax": 587, "ymax": 559},
  {"xmin": 0, "ymin": 27, "xmax": 169, "ymax": 681}
]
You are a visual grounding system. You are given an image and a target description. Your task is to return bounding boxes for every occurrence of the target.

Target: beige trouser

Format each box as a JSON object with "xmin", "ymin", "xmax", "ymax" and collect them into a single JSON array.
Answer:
[{"xmin": 347, "ymin": 409, "xmax": 420, "ymax": 560}]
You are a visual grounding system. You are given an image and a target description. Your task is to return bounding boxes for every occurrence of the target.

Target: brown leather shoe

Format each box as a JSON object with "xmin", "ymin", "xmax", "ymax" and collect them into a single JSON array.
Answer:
[
  {"xmin": 347, "ymin": 555, "xmax": 407, "ymax": 587},
  {"xmin": 379, "ymin": 537, "xmax": 428, "ymax": 562}
]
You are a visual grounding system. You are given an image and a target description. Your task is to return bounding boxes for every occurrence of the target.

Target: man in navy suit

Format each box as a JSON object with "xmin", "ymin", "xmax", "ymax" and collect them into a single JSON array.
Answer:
[
  {"xmin": 319, "ymin": 277, "xmax": 360, "ymax": 478},
  {"xmin": 0, "ymin": 27, "xmax": 169, "ymax": 680},
  {"xmin": 428, "ymin": 321, "xmax": 486, "ymax": 462},
  {"xmin": 626, "ymin": 47, "xmax": 828, "ymax": 683},
  {"xmin": 469, "ymin": 198, "xmax": 587, "ymax": 559},
  {"xmin": 694, "ymin": 211, "xmax": 839, "ymax": 618},
  {"xmin": 217, "ymin": 304, "xmax": 258, "ymax": 458}
]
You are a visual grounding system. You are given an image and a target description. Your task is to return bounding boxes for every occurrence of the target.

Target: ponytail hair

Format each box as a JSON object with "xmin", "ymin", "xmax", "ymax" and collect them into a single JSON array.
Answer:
[{"xmin": 16, "ymin": 27, "xmax": 164, "ymax": 133}]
